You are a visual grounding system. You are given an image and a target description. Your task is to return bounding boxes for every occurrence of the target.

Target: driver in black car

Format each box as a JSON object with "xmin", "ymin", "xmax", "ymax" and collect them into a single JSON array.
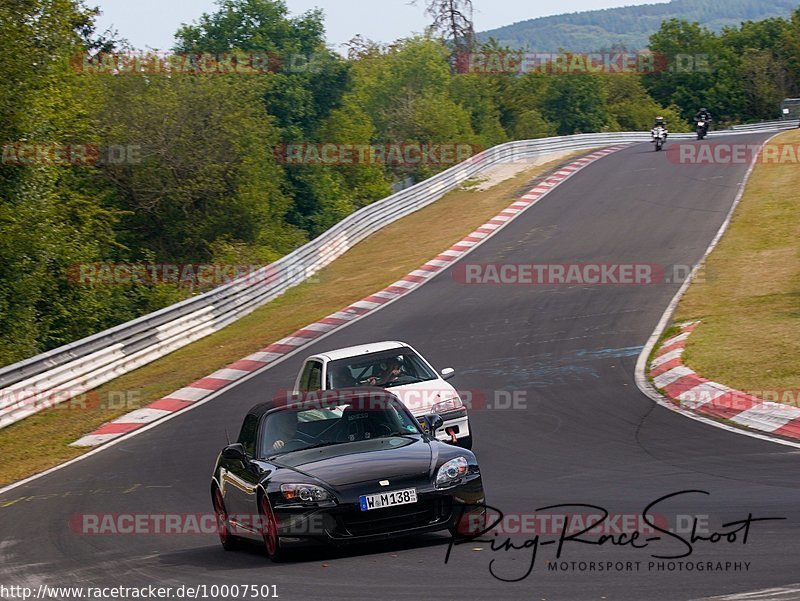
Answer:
[{"xmin": 265, "ymin": 411, "xmax": 305, "ymax": 452}]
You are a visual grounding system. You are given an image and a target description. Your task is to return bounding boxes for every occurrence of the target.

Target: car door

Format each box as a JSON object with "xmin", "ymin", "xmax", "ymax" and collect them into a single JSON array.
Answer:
[{"xmin": 222, "ymin": 414, "xmax": 261, "ymax": 530}]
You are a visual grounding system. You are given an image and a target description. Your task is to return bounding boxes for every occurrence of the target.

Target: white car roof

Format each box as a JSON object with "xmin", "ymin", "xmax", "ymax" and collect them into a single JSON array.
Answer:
[{"xmin": 313, "ymin": 341, "xmax": 409, "ymax": 362}]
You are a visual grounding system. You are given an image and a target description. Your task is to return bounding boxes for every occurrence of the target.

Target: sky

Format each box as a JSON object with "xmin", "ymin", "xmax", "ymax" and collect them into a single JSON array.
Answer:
[{"xmin": 92, "ymin": 0, "xmax": 671, "ymax": 52}]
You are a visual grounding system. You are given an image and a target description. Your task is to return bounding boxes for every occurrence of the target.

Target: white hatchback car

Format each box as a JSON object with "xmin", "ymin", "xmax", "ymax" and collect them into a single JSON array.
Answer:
[{"xmin": 293, "ymin": 341, "xmax": 472, "ymax": 449}]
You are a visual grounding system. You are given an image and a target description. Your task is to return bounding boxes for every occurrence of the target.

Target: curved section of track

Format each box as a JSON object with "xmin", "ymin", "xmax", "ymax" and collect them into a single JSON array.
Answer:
[{"xmin": 2, "ymin": 134, "xmax": 798, "ymax": 601}]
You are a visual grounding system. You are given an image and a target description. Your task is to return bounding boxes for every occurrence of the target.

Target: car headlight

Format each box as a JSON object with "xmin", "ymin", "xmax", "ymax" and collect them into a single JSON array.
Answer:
[
  {"xmin": 432, "ymin": 397, "xmax": 463, "ymax": 414},
  {"xmin": 435, "ymin": 457, "xmax": 469, "ymax": 488},
  {"xmin": 280, "ymin": 483, "xmax": 333, "ymax": 503}
]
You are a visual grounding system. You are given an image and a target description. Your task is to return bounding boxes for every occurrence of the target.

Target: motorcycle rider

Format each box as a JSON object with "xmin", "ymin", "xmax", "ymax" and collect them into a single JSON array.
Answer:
[
  {"xmin": 694, "ymin": 108, "xmax": 712, "ymax": 129},
  {"xmin": 651, "ymin": 116, "xmax": 668, "ymax": 139}
]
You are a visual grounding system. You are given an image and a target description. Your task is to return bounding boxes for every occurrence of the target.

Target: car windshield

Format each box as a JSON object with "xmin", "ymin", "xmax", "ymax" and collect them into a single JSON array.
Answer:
[
  {"xmin": 259, "ymin": 396, "xmax": 422, "ymax": 458},
  {"xmin": 326, "ymin": 348, "xmax": 438, "ymax": 389}
]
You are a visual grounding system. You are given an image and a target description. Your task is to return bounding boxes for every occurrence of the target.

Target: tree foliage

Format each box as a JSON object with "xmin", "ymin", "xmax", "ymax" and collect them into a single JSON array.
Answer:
[{"xmin": 2, "ymin": 0, "xmax": 798, "ymax": 365}]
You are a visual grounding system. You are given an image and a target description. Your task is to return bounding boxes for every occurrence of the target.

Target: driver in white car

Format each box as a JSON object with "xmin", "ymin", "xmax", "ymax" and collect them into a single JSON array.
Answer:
[{"xmin": 368, "ymin": 358, "xmax": 403, "ymax": 386}]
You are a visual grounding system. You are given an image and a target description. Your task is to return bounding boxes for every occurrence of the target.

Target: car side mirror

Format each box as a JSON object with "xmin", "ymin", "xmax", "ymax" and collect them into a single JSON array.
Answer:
[
  {"xmin": 441, "ymin": 367, "xmax": 455, "ymax": 381},
  {"xmin": 222, "ymin": 443, "xmax": 246, "ymax": 461},
  {"xmin": 425, "ymin": 414, "xmax": 445, "ymax": 435}
]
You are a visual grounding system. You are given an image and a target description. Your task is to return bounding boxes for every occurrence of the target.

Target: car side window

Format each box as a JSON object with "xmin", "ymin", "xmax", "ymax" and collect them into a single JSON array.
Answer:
[
  {"xmin": 299, "ymin": 360, "xmax": 323, "ymax": 392},
  {"xmin": 298, "ymin": 361, "xmax": 313, "ymax": 391},
  {"xmin": 237, "ymin": 414, "xmax": 259, "ymax": 457}
]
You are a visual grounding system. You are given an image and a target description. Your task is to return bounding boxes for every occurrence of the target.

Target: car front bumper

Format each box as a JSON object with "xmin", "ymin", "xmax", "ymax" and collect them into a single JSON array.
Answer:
[
  {"xmin": 269, "ymin": 474, "xmax": 485, "ymax": 546},
  {"xmin": 414, "ymin": 408, "xmax": 470, "ymax": 443}
]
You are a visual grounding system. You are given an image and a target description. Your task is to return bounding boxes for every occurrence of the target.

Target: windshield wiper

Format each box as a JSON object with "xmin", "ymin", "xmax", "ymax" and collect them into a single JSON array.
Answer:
[{"xmin": 373, "ymin": 432, "xmax": 415, "ymax": 439}]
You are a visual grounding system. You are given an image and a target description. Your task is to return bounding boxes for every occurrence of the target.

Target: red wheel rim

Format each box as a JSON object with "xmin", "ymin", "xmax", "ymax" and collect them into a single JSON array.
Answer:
[
  {"xmin": 214, "ymin": 489, "xmax": 229, "ymax": 545},
  {"xmin": 261, "ymin": 497, "xmax": 278, "ymax": 556}
]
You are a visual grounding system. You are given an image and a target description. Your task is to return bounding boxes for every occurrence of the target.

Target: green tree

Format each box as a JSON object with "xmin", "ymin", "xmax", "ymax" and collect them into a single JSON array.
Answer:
[
  {"xmin": 450, "ymin": 73, "xmax": 508, "ymax": 146},
  {"xmin": 175, "ymin": 0, "xmax": 348, "ymax": 139},
  {"xmin": 541, "ymin": 74, "xmax": 610, "ymax": 135},
  {"xmin": 175, "ymin": 0, "xmax": 356, "ymax": 234},
  {"xmin": 643, "ymin": 19, "xmax": 722, "ymax": 121},
  {"xmin": 0, "ymin": 0, "xmax": 133, "ymax": 362},
  {"xmin": 92, "ymin": 74, "xmax": 303, "ymax": 264},
  {"xmin": 602, "ymin": 74, "xmax": 689, "ymax": 131},
  {"xmin": 496, "ymin": 71, "xmax": 556, "ymax": 139}
]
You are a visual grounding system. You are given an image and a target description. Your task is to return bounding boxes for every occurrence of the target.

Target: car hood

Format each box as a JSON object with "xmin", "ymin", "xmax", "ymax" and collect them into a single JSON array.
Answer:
[
  {"xmin": 271, "ymin": 436, "xmax": 433, "ymax": 487},
  {"xmin": 383, "ymin": 379, "xmax": 459, "ymax": 416}
]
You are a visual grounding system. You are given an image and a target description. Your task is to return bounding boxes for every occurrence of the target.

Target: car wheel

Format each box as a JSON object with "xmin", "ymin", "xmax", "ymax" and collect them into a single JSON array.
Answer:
[
  {"xmin": 259, "ymin": 495, "xmax": 287, "ymax": 562},
  {"xmin": 213, "ymin": 488, "xmax": 240, "ymax": 551},
  {"xmin": 457, "ymin": 435, "xmax": 473, "ymax": 450}
]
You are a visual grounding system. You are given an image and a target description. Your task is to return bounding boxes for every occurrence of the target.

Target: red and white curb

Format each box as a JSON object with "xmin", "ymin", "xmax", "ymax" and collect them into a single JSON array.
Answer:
[
  {"xmin": 649, "ymin": 321, "xmax": 800, "ymax": 439},
  {"xmin": 72, "ymin": 145, "xmax": 626, "ymax": 447}
]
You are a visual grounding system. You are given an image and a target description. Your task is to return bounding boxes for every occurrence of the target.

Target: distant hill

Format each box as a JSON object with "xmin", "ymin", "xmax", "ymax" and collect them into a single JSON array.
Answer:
[{"xmin": 478, "ymin": 0, "xmax": 800, "ymax": 52}]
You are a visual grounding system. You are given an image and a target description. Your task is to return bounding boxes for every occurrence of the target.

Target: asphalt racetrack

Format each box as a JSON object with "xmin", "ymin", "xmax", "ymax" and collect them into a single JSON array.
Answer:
[{"xmin": 2, "ymin": 133, "xmax": 798, "ymax": 601}]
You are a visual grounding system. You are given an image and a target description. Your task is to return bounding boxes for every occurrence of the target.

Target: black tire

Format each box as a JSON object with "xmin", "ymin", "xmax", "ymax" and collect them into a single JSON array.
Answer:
[
  {"xmin": 213, "ymin": 487, "xmax": 241, "ymax": 551},
  {"xmin": 259, "ymin": 494, "xmax": 287, "ymax": 562},
  {"xmin": 457, "ymin": 435, "xmax": 473, "ymax": 450}
]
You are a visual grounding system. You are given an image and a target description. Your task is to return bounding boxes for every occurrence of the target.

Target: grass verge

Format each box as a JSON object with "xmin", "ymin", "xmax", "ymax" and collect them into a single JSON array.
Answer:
[
  {"xmin": 0, "ymin": 152, "xmax": 585, "ymax": 488},
  {"xmin": 672, "ymin": 129, "xmax": 800, "ymax": 398}
]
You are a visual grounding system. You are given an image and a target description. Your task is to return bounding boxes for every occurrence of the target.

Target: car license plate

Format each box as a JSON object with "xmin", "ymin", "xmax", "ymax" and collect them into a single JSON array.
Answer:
[{"xmin": 359, "ymin": 488, "xmax": 418, "ymax": 511}]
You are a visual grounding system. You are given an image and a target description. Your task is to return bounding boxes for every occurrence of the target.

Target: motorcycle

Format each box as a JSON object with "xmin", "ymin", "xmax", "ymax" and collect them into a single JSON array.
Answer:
[
  {"xmin": 696, "ymin": 120, "xmax": 709, "ymax": 140},
  {"xmin": 651, "ymin": 126, "xmax": 667, "ymax": 151}
]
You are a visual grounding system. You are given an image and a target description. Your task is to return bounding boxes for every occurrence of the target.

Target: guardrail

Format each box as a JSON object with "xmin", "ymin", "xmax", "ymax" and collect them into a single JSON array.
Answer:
[
  {"xmin": 0, "ymin": 125, "xmax": 793, "ymax": 429},
  {"xmin": 729, "ymin": 119, "xmax": 799, "ymax": 131}
]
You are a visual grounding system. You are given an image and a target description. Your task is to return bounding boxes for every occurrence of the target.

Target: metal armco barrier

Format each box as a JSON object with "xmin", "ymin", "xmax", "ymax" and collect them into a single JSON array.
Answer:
[
  {"xmin": 729, "ymin": 119, "xmax": 799, "ymax": 131},
  {"xmin": 0, "ymin": 125, "xmax": 794, "ymax": 429}
]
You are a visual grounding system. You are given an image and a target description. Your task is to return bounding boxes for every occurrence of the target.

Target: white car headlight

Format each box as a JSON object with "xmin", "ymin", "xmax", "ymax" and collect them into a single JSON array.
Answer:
[
  {"xmin": 435, "ymin": 457, "xmax": 469, "ymax": 488},
  {"xmin": 432, "ymin": 397, "xmax": 463, "ymax": 414},
  {"xmin": 280, "ymin": 483, "xmax": 333, "ymax": 503}
]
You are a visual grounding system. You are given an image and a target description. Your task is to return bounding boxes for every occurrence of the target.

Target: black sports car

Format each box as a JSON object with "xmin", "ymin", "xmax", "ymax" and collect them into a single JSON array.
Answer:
[{"xmin": 211, "ymin": 388, "xmax": 486, "ymax": 561}]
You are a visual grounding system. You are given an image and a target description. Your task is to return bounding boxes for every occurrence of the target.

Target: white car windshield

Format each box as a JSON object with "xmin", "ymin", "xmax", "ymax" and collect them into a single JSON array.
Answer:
[{"xmin": 327, "ymin": 348, "xmax": 438, "ymax": 389}]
